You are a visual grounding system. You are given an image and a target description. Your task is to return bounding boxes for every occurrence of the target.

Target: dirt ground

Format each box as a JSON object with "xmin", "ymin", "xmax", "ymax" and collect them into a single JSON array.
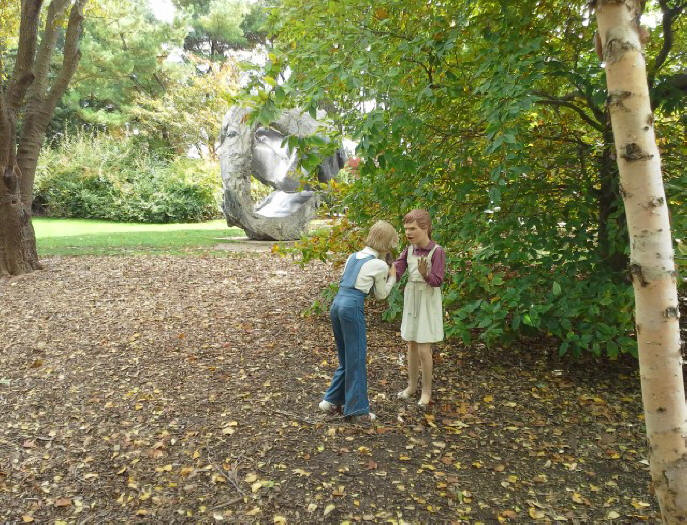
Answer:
[{"xmin": 0, "ymin": 253, "xmax": 660, "ymax": 523}]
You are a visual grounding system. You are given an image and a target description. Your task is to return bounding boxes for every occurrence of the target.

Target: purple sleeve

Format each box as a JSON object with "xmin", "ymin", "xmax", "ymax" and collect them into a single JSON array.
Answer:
[
  {"xmin": 425, "ymin": 245, "xmax": 446, "ymax": 287},
  {"xmin": 393, "ymin": 247, "xmax": 409, "ymax": 278}
]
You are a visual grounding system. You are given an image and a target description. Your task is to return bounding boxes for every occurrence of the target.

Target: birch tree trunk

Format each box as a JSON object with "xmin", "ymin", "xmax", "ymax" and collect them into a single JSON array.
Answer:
[{"xmin": 593, "ymin": 1, "xmax": 686, "ymax": 521}]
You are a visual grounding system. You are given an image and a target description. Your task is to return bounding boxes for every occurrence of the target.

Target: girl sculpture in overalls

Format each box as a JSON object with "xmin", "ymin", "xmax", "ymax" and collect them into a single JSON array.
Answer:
[
  {"xmin": 393, "ymin": 209, "xmax": 445, "ymax": 406},
  {"xmin": 319, "ymin": 221, "xmax": 399, "ymax": 422}
]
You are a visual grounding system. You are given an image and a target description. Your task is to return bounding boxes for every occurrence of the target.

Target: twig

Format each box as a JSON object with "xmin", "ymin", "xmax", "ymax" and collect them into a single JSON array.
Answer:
[
  {"xmin": 271, "ymin": 409, "xmax": 318, "ymax": 425},
  {"xmin": 211, "ymin": 495, "xmax": 243, "ymax": 510}
]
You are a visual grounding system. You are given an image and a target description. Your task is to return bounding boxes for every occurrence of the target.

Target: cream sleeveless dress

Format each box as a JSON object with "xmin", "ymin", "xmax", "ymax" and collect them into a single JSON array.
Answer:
[{"xmin": 400, "ymin": 245, "xmax": 444, "ymax": 343}]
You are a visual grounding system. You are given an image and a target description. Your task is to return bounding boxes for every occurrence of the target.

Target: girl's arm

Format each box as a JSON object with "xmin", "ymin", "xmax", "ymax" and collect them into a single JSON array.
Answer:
[
  {"xmin": 372, "ymin": 261, "xmax": 396, "ymax": 300},
  {"xmin": 424, "ymin": 246, "xmax": 446, "ymax": 287},
  {"xmin": 393, "ymin": 247, "xmax": 409, "ymax": 278}
]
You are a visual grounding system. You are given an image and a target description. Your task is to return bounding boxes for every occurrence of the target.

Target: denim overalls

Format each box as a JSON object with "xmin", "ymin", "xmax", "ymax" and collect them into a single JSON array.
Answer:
[{"xmin": 323, "ymin": 253, "xmax": 375, "ymax": 417}]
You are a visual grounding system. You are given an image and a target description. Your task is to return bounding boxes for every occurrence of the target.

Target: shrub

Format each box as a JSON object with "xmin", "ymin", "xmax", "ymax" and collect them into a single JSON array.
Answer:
[{"xmin": 35, "ymin": 131, "xmax": 223, "ymax": 223}]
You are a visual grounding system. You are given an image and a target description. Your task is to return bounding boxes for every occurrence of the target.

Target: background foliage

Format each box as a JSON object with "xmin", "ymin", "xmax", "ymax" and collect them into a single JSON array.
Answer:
[
  {"xmin": 23, "ymin": 0, "xmax": 268, "ymax": 224},
  {"xmin": 255, "ymin": 0, "xmax": 686, "ymax": 358},
  {"xmin": 35, "ymin": 132, "xmax": 222, "ymax": 223}
]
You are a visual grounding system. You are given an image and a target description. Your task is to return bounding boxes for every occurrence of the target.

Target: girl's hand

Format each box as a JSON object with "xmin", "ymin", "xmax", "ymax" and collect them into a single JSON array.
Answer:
[{"xmin": 418, "ymin": 257, "xmax": 429, "ymax": 277}]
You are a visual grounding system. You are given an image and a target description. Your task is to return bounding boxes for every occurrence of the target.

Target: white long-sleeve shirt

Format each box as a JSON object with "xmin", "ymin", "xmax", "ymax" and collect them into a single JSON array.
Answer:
[{"xmin": 342, "ymin": 247, "xmax": 396, "ymax": 300}]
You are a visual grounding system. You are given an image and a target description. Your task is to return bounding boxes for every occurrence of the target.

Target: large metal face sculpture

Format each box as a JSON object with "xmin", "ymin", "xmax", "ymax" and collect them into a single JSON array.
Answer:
[{"xmin": 218, "ymin": 106, "xmax": 345, "ymax": 241}]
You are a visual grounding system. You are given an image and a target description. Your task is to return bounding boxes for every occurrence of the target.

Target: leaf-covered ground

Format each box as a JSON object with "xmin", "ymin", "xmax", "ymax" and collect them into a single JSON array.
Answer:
[{"xmin": 1, "ymin": 254, "xmax": 660, "ymax": 523}]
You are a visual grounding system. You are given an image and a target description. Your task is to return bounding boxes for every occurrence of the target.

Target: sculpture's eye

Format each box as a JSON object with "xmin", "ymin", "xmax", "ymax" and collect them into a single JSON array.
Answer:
[{"xmin": 225, "ymin": 130, "xmax": 238, "ymax": 138}]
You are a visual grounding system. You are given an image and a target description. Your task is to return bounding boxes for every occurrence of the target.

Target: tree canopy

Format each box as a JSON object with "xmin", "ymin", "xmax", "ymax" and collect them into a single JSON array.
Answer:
[{"xmin": 250, "ymin": 0, "xmax": 686, "ymax": 357}]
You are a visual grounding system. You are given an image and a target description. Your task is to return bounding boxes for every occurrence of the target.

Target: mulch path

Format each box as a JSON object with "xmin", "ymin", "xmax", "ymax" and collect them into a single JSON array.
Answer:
[{"xmin": 0, "ymin": 254, "xmax": 659, "ymax": 523}]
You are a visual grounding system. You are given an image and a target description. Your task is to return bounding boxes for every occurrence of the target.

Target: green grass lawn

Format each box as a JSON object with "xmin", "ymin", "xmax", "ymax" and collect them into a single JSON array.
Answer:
[{"xmin": 34, "ymin": 217, "xmax": 245, "ymax": 256}]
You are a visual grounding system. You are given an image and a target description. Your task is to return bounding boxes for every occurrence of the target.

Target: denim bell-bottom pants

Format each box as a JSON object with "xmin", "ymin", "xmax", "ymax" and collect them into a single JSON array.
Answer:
[{"xmin": 323, "ymin": 287, "xmax": 370, "ymax": 417}]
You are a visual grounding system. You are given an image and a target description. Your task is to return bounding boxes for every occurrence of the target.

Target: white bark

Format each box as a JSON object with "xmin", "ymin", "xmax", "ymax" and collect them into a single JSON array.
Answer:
[{"xmin": 594, "ymin": 1, "xmax": 686, "ymax": 522}]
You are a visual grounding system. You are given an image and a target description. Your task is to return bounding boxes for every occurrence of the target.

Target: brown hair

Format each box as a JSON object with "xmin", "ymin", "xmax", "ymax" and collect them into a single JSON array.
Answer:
[
  {"xmin": 366, "ymin": 220, "xmax": 399, "ymax": 252},
  {"xmin": 403, "ymin": 209, "xmax": 432, "ymax": 238}
]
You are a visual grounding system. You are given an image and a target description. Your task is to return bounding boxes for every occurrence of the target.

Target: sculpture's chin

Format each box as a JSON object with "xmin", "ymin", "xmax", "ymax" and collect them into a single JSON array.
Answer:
[{"xmin": 254, "ymin": 190, "xmax": 314, "ymax": 218}]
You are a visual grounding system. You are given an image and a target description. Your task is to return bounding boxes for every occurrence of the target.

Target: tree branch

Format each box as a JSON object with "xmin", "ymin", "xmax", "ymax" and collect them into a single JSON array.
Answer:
[
  {"xmin": 26, "ymin": 0, "xmax": 70, "ymax": 103},
  {"xmin": 648, "ymin": 0, "xmax": 685, "ymax": 88},
  {"xmin": 7, "ymin": 0, "xmax": 44, "ymax": 114},
  {"xmin": 532, "ymin": 91, "xmax": 605, "ymax": 132},
  {"xmin": 45, "ymin": 0, "xmax": 87, "ymax": 111}
]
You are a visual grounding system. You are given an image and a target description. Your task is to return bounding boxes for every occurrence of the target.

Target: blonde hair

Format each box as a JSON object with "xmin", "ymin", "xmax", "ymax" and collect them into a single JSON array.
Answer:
[
  {"xmin": 403, "ymin": 209, "xmax": 432, "ymax": 238},
  {"xmin": 366, "ymin": 220, "xmax": 399, "ymax": 252}
]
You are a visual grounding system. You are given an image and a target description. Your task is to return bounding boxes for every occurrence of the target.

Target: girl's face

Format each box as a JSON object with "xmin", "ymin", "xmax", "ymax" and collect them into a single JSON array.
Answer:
[{"xmin": 404, "ymin": 220, "xmax": 429, "ymax": 246}]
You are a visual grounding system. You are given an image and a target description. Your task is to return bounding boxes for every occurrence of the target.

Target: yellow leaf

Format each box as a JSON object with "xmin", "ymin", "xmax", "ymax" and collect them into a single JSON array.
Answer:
[
  {"xmin": 212, "ymin": 474, "xmax": 227, "ymax": 484},
  {"xmin": 528, "ymin": 508, "xmax": 545, "ymax": 519},
  {"xmin": 572, "ymin": 492, "xmax": 584, "ymax": 504},
  {"xmin": 245, "ymin": 473, "xmax": 258, "ymax": 483},
  {"xmin": 306, "ymin": 503, "xmax": 317, "ymax": 513},
  {"xmin": 251, "ymin": 480, "xmax": 264, "ymax": 492},
  {"xmin": 246, "ymin": 507, "xmax": 261, "ymax": 516},
  {"xmin": 631, "ymin": 500, "xmax": 651, "ymax": 509},
  {"xmin": 273, "ymin": 515, "xmax": 287, "ymax": 524},
  {"xmin": 222, "ymin": 427, "xmax": 236, "ymax": 435},
  {"xmin": 483, "ymin": 395, "xmax": 494, "ymax": 403},
  {"xmin": 21, "ymin": 516, "xmax": 34, "ymax": 523},
  {"xmin": 193, "ymin": 450, "xmax": 200, "ymax": 459},
  {"xmin": 180, "ymin": 467, "xmax": 194, "ymax": 476},
  {"xmin": 607, "ymin": 511, "xmax": 620, "ymax": 519},
  {"xmin": 292, "ymin": 468, "xmax": 310, "ymax": 477},
  {"xmin": 323, "ymin": 504, "xmax": 335, "ymax": 517}
]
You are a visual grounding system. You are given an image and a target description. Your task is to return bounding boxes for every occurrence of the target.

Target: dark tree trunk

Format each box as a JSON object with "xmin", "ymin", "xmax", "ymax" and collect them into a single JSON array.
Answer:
[
  {"xmin": 0, "ymin": 0, "xmax": 87, "ymax": 276},
  {"xmin": 0, "ymin": 165, "xmax": 40, "ymax": 276},
  {"xmin": 597, "ymin": 129, "xmax": 627, "ymax": 272}
]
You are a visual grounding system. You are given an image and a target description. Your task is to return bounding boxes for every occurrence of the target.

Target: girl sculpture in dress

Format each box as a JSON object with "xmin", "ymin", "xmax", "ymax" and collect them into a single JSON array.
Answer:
[{"xmin": 393, "ymin": 209, "xmax": 445, "ymax": 407}]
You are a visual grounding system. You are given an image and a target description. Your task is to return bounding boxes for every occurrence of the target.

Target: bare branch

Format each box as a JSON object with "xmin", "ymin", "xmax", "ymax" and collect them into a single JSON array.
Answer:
[
  {"xmin": 7, "ymin": 0, "xmax": 44, "ymax": 113},
  {"xmin": 649, "ymin": 0, "xmax": 685, "ymax": 87},
  {"xmin": 26, "ymin": 0, "xmax": 70, "ymax": 102},
  {"xmin": 532, "ymin": 91, "xmax": 605, "ymax": 132},
  {"xmin": 45, "ymin": 0, "xmax": 87, "ymax": 110}
]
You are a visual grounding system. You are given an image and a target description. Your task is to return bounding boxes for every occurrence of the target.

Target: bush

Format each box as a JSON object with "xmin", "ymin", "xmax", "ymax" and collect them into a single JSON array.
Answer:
[{"xmin": 35, "ymin": 132, "xmax": 223, "ymax": 223}]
